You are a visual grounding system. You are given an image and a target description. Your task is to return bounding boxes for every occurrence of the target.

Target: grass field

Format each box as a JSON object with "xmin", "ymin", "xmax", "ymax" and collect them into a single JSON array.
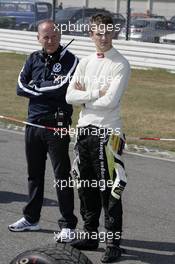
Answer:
[{"xmin": 0, "ymin": 52, "xmax": 175, "ymax": 151}]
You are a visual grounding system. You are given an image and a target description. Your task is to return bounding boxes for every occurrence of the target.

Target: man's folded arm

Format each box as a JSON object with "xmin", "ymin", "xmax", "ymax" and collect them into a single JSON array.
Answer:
[
  {"xmin": 89, "ymin": 62, "xmax": 130, "ymax": 110},
  {"xmin": 66, "ymin": 59, "xmax": 99, "ymax": 105}
]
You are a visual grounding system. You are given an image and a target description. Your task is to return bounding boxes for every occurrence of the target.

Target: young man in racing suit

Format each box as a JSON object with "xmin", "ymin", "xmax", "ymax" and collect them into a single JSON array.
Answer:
[
  {"xmin": 8, "ymin": 20, "xmax": 78, "ymax": 241},
  {"xmin": 66, "ymin": 14, "xmax": 130, "ymax": 262}
]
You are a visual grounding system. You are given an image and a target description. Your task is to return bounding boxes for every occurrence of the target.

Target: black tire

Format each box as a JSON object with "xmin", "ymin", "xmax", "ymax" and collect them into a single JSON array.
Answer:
[{"xmin": 10, "ymin": 243, "xmax": 93, "ymax": 264}]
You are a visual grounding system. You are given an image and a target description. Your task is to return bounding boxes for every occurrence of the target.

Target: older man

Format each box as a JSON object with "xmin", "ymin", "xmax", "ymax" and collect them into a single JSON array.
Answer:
[{"xmin": 8, "ymin": 20, "xmax": 78, "ymax": 242}]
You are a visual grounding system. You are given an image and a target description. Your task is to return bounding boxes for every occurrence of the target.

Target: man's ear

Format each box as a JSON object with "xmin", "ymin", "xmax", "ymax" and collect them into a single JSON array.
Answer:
[{"xmin": 37, "ymin": 34, "xmax": 40, "ymax": 42}]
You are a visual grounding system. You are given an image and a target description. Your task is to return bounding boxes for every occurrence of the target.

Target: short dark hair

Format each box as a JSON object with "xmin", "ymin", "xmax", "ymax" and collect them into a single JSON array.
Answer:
[{"xmin": 89, "ymin": 13, "xmax": 114, "ymax": 31}]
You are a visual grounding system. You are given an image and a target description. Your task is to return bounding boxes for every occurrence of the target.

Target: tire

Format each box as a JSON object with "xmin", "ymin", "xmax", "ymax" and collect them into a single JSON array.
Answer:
[{"xmin": 10, "ymin": 243, "xmax": 93, "ymax": 264}]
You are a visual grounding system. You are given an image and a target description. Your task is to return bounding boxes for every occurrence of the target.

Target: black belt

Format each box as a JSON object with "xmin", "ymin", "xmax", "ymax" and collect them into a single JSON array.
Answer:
[
  {"xmin": 34, "ymin": 113, "xmax": 56, "ymax": 126},
  {"xmin": 35, "ymin": 111, "xmax": 70, "ymax": 128}
]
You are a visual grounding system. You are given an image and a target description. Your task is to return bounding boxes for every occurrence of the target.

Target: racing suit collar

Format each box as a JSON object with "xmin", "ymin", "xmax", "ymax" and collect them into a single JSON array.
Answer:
[{"xmin": 96, "ymin": 47, "xmax": 114, "ymax": 59}]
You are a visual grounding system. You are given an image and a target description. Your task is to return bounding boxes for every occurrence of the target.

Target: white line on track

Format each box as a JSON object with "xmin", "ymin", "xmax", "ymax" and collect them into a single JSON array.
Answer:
[
  {"xmin": 1, "ymin": 127, "xmax": 175, "ymax": 163},
  {"xmin": 124, "ymin": 151, "xmax": 175, "ymax": 163}
]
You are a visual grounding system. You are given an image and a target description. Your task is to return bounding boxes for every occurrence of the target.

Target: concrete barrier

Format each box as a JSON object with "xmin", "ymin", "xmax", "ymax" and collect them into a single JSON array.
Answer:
[{"xmin": 0, "ymin": 29, "xmax": 175, "ymax": 71}]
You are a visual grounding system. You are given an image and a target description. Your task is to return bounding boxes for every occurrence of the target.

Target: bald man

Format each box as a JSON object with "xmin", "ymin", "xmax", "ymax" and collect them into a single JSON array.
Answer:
[{"xmin": 8, "ymin": 20, "xmax": 78, "ymax": 242}]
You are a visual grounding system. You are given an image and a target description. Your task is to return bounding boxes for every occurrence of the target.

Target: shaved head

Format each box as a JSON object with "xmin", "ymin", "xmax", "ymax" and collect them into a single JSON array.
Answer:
[
  {"xmin": 37, "ymin": 19, "xmax": 61, "ymax": 54},
  {"xmin": 38, "ymin": 19, "xmax": 56, "ymax": 33}
]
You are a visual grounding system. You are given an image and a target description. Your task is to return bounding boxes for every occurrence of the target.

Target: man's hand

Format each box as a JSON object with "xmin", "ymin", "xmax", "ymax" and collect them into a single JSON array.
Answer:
[
  {"xmin": 74, "ymin": 82, "xmax": 107, "ymax": 97},
  {"xmin": 99, "ymin": 87, "xmax": 108, "ymax": 97},
  {"xmin": 75, "ymin": 82, "xmax": 86, "ymax": 91}
]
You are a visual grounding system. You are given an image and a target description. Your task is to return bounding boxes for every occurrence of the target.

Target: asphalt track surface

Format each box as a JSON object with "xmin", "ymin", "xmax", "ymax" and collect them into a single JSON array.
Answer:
[{"xmin": 0, "ymin": 128, "xmax": 175, "ymax": 264}]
